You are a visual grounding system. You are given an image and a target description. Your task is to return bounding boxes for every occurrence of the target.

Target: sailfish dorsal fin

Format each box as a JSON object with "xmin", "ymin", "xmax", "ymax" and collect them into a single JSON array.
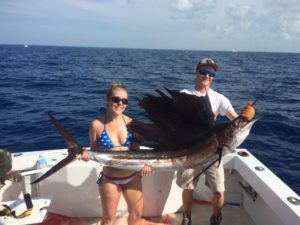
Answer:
[{"xmin": 129, "ymin": 89, "xmax": 215, "ymax": 151}]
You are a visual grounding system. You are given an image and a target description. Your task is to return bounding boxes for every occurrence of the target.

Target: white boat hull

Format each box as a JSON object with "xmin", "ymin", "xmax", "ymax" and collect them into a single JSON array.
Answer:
[{"xmin": 1, "ymin": 148, "xmax": 299, "ymax": 225}]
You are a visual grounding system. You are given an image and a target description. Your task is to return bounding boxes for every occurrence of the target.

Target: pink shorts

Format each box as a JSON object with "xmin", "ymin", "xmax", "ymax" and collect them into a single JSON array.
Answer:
[{"xmin": 176, "ymin": 161, "xmax": 225, "ymax": 192}]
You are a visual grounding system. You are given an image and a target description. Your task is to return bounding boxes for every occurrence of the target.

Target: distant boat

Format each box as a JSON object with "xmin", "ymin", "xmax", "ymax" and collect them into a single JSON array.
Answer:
[
  {"xmin": 24, "ymin": 44, "xmax": 29, "ymax": 48},
  {"xmin": 231, "ymin": 49, "xmax": 238, "ymax": 53}
]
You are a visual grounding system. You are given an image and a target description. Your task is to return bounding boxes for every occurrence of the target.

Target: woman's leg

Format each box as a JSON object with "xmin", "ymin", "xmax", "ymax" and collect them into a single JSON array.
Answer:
[
  {"xmin": 122, "ymin": 177, "xmax": 144, "ymax": 225},
  {"xmin": 99, "ymin": 181, "xmax": 122, "ymax": 225}
]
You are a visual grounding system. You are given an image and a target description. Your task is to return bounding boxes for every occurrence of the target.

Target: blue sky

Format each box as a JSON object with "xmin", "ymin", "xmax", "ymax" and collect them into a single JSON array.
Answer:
[{"xmin": 1, "ymin": 0, "xmax": 300, "ymax": 53}]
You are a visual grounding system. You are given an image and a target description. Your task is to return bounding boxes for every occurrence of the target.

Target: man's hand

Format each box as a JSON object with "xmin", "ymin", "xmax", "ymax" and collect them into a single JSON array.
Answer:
[{"xmin": 240, "ymin": 102, "xmax": 255, "ymax": 121}]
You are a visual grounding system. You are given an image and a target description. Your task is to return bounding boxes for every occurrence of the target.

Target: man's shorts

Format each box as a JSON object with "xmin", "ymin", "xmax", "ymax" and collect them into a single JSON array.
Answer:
[{"xmin": 176, "ymin": 161, "xmax": 225, "ymax": 192}]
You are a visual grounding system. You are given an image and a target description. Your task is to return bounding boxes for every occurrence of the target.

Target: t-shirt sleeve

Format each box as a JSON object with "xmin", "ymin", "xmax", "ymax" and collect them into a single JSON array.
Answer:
[{"xmin": 218, "ymin": 95, "xmax": 234, "ymax": 116}]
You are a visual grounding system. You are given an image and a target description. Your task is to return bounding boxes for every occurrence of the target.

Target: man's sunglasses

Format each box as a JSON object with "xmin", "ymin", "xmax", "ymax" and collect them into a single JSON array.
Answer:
[
  {"xmin": 198, "ymin": 69, "xmax": 216, "ymax": 77},
  {"xmin": 111, "ymin": 96, "xmax": 128, "ymax": 105}
]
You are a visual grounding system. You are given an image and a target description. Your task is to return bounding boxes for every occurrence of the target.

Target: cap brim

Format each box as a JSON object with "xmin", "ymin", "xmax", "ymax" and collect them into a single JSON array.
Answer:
[{"xmin": 199, "ymin": 63, "xmax": 218, "ymax": 71}]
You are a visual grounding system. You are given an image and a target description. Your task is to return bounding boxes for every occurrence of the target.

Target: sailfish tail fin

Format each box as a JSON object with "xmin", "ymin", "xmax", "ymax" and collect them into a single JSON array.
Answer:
[
  {"xmin": 31, "ymin": 113, "xmax": 83, "ymax": 184},
  {"xmin": 47, "ymin": 112, "xmax": 83, "ymax": 154}
]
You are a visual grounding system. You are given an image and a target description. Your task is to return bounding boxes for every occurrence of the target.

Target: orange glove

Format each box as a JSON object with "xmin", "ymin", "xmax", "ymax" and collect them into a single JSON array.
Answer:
[{"xmin": 240, "ymin": 102, "xmax": 255, "ymax": 121}]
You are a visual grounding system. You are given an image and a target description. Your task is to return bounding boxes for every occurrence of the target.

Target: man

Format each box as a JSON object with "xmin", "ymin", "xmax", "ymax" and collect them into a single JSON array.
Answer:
[{"xmin": 176, "ymin": 58, "xmax": 255, "ymax": 225}]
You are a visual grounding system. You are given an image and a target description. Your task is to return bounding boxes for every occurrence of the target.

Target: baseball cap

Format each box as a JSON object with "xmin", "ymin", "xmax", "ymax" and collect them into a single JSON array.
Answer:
[{"xmin": 196, "ymin": 58, "xmax": 218, "ymax": 72}]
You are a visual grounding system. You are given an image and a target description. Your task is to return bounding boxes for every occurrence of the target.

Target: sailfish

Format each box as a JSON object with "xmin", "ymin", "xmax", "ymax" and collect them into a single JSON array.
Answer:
[{"xmin": 31, "ymin": 89, "xmax": 256, "ymax": 184}]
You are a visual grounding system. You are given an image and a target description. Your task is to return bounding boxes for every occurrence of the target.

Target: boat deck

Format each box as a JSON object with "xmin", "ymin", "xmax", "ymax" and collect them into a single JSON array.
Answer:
[
  {"xmin": 6, "ymin": 149, "xmax": 299, "ymax": 225},
  {"xmin": 35, "ymin": 201, "xmax": 256, "ymax": 225}
]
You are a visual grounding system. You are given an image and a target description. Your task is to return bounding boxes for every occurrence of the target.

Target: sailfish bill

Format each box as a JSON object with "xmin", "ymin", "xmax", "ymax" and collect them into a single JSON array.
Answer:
[{"xmin": 31, "ymin": 90, "xmax": 257, "ymax": 184}]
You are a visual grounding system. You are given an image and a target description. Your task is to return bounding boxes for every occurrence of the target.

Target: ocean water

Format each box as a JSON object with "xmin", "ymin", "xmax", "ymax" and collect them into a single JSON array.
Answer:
[{"xmin": 0, "ymin": 45, "xmax": 299, "ymax": 195}]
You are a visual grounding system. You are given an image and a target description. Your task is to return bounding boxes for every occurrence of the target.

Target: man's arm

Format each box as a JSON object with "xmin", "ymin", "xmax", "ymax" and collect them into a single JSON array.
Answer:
[
  {"xmin": 226, "ymin": 102, "xmax": 255, "ymax": 122},
  {"xmin": 226, "ymin": 110, "xmax": 239, "ymax": 121}
]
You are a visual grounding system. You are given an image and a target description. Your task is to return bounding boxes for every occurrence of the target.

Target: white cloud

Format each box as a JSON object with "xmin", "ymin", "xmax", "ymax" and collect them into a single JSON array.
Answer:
[
  {"xmin": 264, "ymin": 8, "xmax": 300, "ymax": 41},
  {"xmin": 216, "ymin": 23, "xmax": 233, "ymax": 33},
  {"xmin": 293, "ymin": 18, "xmax": 300, "ymax": 33},
  {"xmin": 263, "ymin": 0, "xmax": 300, "ymax": 8},
  {"xmin": 171, "ymin": 0, "xmax": 216, "ymax": 12},
  {"xmin": 225, "ymin": 5, "xmax": 258, "ymax": 31},
  {"xmin": 172, "ymin": 0, "xmax": 193, "ymax": 11},
  {"xmin": 282, "ymin": 32, "xmax": 291, "ymax": 40}
]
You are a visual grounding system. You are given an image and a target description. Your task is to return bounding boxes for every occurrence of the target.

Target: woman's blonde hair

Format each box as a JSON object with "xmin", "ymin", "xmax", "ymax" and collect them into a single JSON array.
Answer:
[{"xmin": 106, "ymin": 82, "xmax": 128, "ymax": 99}]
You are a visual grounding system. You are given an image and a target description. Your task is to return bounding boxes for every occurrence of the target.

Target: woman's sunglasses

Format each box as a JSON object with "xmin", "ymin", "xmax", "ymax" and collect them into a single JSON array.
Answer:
[
  {"xmin": 111, "ymin": 96, "xmax": 128, "ymax": 105},
  {"xmin": 198, "ymin": 69, "xmax": 216, "ymax": 77}
]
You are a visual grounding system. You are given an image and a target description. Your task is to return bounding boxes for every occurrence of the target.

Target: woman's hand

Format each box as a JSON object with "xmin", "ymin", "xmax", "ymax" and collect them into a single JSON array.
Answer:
[
  {"xmin": 77, "ymin": 148, "xmax": 90, "ymax": 161},
  {"xmin": 140, "ymin": 164, "xmax": 154, "ymax": 176}
]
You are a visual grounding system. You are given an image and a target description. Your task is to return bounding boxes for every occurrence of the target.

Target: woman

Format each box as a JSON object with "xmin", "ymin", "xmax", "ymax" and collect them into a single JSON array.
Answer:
[{"xmin": 81, "ymin": 82, "xmax": 152, "ymax": 225}]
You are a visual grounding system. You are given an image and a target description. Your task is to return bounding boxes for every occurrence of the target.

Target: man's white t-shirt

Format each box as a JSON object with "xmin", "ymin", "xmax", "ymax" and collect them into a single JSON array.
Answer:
[{"xmin": 181, "ymin": 87, "xmax": 234, "ymax": 118}]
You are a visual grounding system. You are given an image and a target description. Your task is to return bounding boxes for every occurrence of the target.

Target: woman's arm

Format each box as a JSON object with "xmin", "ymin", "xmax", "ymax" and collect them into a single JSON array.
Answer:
[
  {"xmin": 78, "ymin": 119, "xmax": 103, "ymax": 161},
  {"xmin": 89, "ymin": 119, "xmax": 103, "ymax": 151}
]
